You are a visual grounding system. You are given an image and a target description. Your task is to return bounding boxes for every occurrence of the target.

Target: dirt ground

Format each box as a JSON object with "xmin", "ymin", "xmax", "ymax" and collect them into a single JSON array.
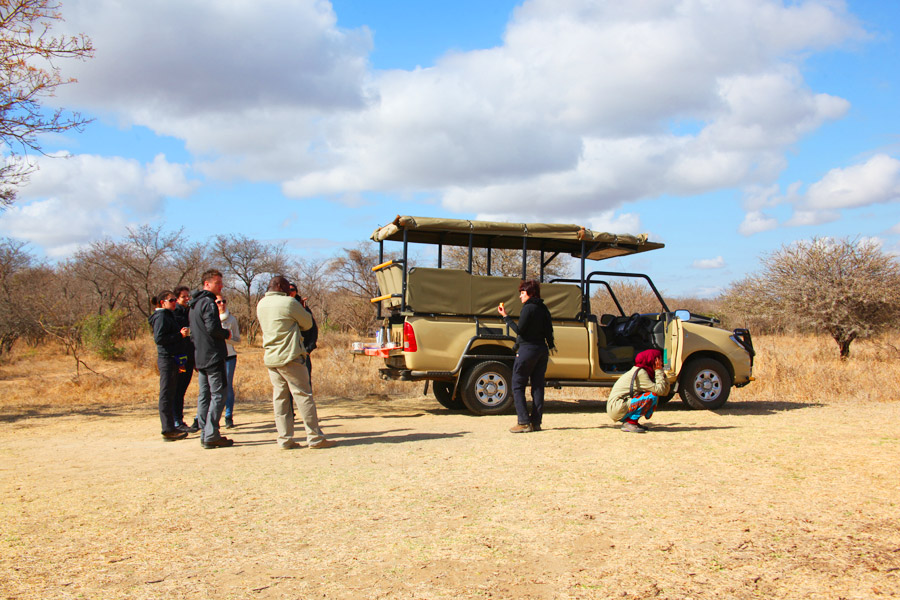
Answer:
[{"xmin": 2, "ymin": 390, "xmax": 899, "ymax": 600}]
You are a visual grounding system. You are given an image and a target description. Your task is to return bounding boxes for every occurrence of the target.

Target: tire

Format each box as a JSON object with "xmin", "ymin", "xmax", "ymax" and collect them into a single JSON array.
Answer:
[
  {"xmin": 461, "ymin": 361, "xmax": 514, "ymax": 415},
  {"xmin": 678, "ymin": 358, "xmax": 732, "ymax": 410},
  {"xmin": 433, "ymin": 381, "xmax": 465, "ymax": 410}
]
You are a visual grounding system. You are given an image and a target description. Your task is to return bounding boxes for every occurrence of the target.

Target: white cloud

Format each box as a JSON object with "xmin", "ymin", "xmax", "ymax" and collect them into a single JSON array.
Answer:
[
  {"xmin": 53, "ymin": 0, "xmax": 863, "ymax": 222},
  {"xmin": 692, "ymin": 256, "xmax": 726, "ymax": 269},
  {"xmin": 741, "ymin": 154, "xmax": 900, "ymax": 232},
  {"xmin": 0, "ymin": 154, "xmax": 197, "ymax": 255},
  {"xmin": 738, "ymin": 210, "xmax": 778, "ymax": 236},
  {"xmin": 805, "ymin": 154, "xmax": 900, "ymax": 209}
]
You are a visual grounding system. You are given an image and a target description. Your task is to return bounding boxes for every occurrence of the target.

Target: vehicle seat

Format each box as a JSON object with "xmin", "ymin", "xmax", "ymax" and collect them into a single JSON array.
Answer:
[{"xmin": 595, "ymin": 322, "xmax": 634, "ymax": 367}]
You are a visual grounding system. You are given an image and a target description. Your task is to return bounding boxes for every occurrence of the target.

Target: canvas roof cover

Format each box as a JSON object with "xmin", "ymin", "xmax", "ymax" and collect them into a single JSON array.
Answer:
[{"xmin": 370, "ymin": 215, "xmax": 664, "ymax": 260}]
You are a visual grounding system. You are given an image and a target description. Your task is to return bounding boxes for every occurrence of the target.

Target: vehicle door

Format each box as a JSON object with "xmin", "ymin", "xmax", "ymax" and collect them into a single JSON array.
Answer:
[{"xmin": 664, "ymin": 313, "xmax": 684, "ymax": 380}]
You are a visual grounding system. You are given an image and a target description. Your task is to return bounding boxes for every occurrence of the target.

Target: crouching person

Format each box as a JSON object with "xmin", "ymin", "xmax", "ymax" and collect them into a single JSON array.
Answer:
[
  {"xmin": 606, "ymin": 349, "xmax": 669, "ymax": 433},
  {"xmin": 256, "ymin": 275, "xmax": 334, "ymax": 450}
]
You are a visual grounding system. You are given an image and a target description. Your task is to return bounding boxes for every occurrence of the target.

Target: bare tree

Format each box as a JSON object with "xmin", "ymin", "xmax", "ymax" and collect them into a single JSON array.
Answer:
[
  {"xmin": 591, "ymin": 280, "xmax": 663, "ymax": 316},
  {"xmin": 328, "ymin": 243, "xmax": 401, "ymax": 334},
  {"xmin": 0, "ymin": 237, "xmax": 39, "ymax": 353},
  {"xmin": 75, "ymin": 225, "xmax": 182, "ymax": 322},
  {"xmin": 287, "ymin": 256, "xmax": 333, "ymax": 328},
  {"xmin": 442, "ymin": 246, "xmax": 573, "ymax": 280},
  {"xmin": 723, "ymin": 237, "xmax": 900, "ymax": 359},
  {"xmin": 0, "ymin": 0, "xmax": 94, "ymax": 205},
  {"xmin": 213, "ymin": 234, "xmax": 288, "ymax": 343}
]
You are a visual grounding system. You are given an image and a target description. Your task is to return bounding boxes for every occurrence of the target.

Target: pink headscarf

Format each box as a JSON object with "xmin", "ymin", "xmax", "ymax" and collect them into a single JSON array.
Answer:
[{"xmin": 634, "ymin": 349, "xmax": 662, "ymax": 379}]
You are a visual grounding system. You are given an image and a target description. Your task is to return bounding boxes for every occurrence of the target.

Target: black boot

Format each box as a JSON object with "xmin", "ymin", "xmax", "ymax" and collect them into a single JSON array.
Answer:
[
  {"xmin": 187, "ymin": 418, "xmax": 200, "ymax": 433},
  {"xmin": 224, "ymin": 416, "xmax": 234, "ymax": 429}
]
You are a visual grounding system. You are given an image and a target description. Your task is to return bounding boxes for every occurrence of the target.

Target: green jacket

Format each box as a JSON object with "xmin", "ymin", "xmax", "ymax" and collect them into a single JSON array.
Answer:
[
  {"xmin": 256, "ymin": 291, "xmax": 313, "ymax": 368},
  {"xmin": 606, "ymin": 366, "xmax": 670, "ymax": 422}
]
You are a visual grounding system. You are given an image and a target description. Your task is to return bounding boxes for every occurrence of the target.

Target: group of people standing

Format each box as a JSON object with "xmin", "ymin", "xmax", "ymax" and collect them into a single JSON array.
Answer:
[{"xmin": 151, "ymin": 270, "xmax": 333, "ymax": 450}]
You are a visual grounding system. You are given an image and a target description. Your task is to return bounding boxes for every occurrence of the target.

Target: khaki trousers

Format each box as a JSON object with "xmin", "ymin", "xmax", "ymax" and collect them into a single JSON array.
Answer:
[{"xmin": 267, "ymin": 357, "xmax": 325, "ymax": 446}]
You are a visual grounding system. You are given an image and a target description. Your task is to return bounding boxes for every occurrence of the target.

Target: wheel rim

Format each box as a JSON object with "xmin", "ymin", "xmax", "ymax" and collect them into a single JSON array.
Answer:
[
  {"xmin": 474, "ymin": 372, "xmax": 508, "ymax": 407},
  {"xmin": 692, "ymin": 369, "xmax": 722, "ymax": 401}
]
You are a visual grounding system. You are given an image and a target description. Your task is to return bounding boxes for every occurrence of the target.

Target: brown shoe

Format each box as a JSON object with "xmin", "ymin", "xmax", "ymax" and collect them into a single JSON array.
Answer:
[
  {"xmin": 621, "ymin": 422, "xmax": 646, "ymax": 433},
  {"xmin": 162, "ymin": 429, "xmax": 188, "ymax": 441},
  {"xmin": 280, "ymin": 441, "xmax": 301, "ymax": 450},
  {"xmin": 509, "ymin": 423, "xmax": 533, "ymax": 433},
  {"xmin": 308, "ymin": 439, "xmax": 336, "ymax": 449}
]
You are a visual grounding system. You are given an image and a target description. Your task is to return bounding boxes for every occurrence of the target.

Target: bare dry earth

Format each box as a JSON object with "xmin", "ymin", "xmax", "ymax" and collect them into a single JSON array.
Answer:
[{"xmin": 1, "ymin": 392, "xmax": 899, "ymax": 600}]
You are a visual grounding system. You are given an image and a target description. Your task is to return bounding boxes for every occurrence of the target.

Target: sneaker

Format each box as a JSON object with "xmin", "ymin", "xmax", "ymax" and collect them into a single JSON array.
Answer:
[
  {"xmin": 162, "ymin": 430, "xmax": 188, "ymax": 441},
  {"xmin": 201, "ymin": 436, "xmax": 234, "ymax": 449},
  {"xmin": 280, "ymin": 441, "xmax": 301, "ymax": 450},
  {"xmin": 224, "ymin": 416, "xmax": 234, "ymax": 429},
  {"xmin": 509, "ymin": 423, "xmax": 533, "ymax": 433},
  {"xmin": 308, "ymin": 439, "xmax": 336, "ymax": 449},
  {"xmin": 636, "ymin": 422, "xmax": 649, "ymax": 431},
  {"xmin": 621, "ymin": 422, "xmax": 646, "ymax": 433}
]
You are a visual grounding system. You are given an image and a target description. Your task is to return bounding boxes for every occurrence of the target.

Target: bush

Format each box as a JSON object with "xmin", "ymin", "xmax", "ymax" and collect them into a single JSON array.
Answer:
[{"xmin": 81, "ymin": 310, "xmax": 126, "ymax": 361}]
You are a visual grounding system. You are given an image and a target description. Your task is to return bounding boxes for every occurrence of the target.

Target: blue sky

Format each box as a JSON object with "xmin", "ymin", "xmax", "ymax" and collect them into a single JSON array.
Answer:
[{"xmin": 2, "ymin": 0, "xmax": 899, "ymax": 298}]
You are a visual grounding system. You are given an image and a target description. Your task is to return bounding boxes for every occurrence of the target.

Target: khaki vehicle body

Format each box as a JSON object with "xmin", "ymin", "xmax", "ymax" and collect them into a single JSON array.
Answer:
[{"xmin": 356, "ymin": 216, "xmax": 755, "ymax": 414}]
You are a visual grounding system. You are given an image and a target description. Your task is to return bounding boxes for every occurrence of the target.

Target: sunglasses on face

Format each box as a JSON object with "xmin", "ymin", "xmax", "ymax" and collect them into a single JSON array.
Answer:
[
  {"xmin": 215, "ymin": 299, "xmax": 227, "ymax": 305},
  {"xmin": 163, "ymin": 298, "xmax": 177, "ymax": 304}
]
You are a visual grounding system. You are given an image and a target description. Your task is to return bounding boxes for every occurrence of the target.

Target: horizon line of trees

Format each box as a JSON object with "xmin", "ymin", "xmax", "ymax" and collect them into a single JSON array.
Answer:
[{"xmin": 1, "ymin": 228, "xmax": 894, "ymax": 364}]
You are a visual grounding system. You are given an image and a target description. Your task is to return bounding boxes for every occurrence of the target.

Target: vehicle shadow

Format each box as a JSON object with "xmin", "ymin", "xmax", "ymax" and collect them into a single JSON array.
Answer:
[
  {"xmin": 320, "ymin": 430, "xmax": 468, "ymax": 447},
  {"xmin": 547, "ymin": 423, "xmax": 738, "ymax": 432}
]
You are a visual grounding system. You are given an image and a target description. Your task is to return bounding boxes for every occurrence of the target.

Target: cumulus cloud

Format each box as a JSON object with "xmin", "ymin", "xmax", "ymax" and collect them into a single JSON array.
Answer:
[
  {"xmin": 739, "ymin": 210, "xmax": 778, "ymax": 235},
  {"xmin": 0, "ymin": 154, "xmax": 197, "ymax": 256},
  {"xmin": 692, "ymin": 256, "xmax": 726, "ymax": 269},
  {"xmin": 740, "ymin": 154, "xmax": 900, "ymax": 232},
  {"xmin": 805, "ymin": 154, "xmax": 900, "ymax": 209},
  {"xmin": 53, "ymin": 0, "xmax": 863, "ymax": 224}
]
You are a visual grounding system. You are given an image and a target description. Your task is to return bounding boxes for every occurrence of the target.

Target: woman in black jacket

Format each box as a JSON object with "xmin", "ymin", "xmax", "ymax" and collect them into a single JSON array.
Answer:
[
  {"xmin": 498, "ymin": 279, "xmax": 555, "ymax": 433},
  {"xmin": 149, "ymin": 290, "xmax": 191, "ymax": 441}
]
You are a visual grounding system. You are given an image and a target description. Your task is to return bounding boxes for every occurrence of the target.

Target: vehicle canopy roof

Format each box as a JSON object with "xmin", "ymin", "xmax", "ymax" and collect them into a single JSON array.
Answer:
[{"xmin": 371, "ymin": 215, "xmax": 664, "ymax": 260}]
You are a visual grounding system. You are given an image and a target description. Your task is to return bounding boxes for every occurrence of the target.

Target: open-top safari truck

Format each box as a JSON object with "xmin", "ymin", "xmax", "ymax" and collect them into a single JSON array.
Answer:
[{"xmin": 353, "ymin": 215, "xmax": 755, "ymax": 415}]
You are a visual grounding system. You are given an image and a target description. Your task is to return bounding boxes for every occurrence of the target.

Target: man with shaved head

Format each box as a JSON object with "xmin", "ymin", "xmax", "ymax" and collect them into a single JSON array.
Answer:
[{"xmin": 256, "ymin": 275, "xmax": 334, "ymax": 450}]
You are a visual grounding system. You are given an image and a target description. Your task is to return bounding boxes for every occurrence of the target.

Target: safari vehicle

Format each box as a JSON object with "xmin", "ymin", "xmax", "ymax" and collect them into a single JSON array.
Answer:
[{"xmin": 353, "ymin": 215, "xmax": 755, "ymax": 415}]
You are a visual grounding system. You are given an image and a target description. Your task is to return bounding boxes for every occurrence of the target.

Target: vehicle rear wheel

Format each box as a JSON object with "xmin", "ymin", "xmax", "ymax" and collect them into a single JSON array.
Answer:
[
  {"xmin": 678, "ymin": 358, "xmax": 732, "ymax": 410},
  {"xmin": 461, "ymin": 361, "xmax": 514, "ymax": 415},
  {"xmin": 433, "ymin": 381, "xmax": 465, "ymax": 410}
]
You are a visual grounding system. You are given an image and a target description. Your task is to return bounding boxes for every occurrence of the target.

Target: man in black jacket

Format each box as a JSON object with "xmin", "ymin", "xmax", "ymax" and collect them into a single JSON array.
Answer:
[
  {"xmin": 149, "ymin": 290, "xmax": 190, "ymax": 441},
  {"xmin": 172, "ymin": 285, "xmax": 198, "ymax": 433},
  {"xmin": 188, "ymin": 269, "xmax": 233, "ymax": 449}
]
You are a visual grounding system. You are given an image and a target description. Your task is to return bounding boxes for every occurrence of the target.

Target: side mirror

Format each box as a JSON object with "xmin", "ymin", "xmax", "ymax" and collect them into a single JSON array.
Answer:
[{"xmin": 674, "ymin": 309, "xmax": 691, "ymax": 321}]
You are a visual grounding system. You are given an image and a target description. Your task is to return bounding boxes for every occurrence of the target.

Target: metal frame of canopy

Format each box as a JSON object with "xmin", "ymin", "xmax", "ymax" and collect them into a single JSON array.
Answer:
[{"xmin": 369, "ymin": 215, "xmax": 665, "ymax": 318}]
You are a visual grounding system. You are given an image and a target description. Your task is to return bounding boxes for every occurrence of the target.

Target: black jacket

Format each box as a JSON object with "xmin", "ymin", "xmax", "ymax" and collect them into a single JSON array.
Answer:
[
  {"xmin": 149, "ymin": 309, "xmax": 183, "ymax": 359},
  {"xmin": 173, "ymin": 303, "xmax": 194, "ymax": 358},
  {"xmin": 505, "ymin": 298, "xmax": 555, "ymax": 350},
  {"xmin": 188, "ymin": 289, "xmax": 230, "ymax": 369},
  {"xmin": 294, "ymin": 296, "xmax": 319, "ymax": 352}
]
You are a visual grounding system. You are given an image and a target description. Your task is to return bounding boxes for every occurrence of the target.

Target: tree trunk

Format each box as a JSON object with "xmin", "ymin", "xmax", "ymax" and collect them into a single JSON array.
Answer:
[{"xmin": 834, "ymin": 332, "xmax": 856, "ymax": 360}]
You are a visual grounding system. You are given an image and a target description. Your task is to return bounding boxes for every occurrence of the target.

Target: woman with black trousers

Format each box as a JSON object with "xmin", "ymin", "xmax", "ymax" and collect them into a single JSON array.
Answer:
[{"xmin": 498, "ymin": 279, "xmax": 555, "ymax": 433}]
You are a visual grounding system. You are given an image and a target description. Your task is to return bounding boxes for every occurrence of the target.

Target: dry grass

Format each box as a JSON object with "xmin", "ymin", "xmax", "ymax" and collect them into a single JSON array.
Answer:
[
  {"xmin": 1, "ymin": 332, "xmax": 895, "ymax": 417},
  {"xmin": 0, "ymin": 331, "xmax": 416, "ymax": 417}
]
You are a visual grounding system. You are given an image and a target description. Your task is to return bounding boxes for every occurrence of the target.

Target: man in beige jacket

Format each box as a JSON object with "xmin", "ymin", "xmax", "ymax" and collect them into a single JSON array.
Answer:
[{"xmin": 256, "ymin": 275, "xmax": 335, "ymax": 449}]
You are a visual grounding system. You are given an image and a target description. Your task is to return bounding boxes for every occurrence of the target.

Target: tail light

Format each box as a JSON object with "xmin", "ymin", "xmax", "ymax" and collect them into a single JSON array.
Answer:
[{"xmin": 403, "ymin": 321, "xmax": 418, "ymax": 352}]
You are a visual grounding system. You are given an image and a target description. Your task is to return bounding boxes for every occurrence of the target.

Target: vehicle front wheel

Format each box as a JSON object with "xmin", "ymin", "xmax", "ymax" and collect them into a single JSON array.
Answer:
[
  {"xmin": 678, "ymin": 358, "xmax": 732, "ymax": 410},
  {"xmin": 433, "ymin": 381, "xmax": 465, "ymax": 410},
  {"xmin": 461, "ymin": 361, "xmax": 514, "ymax": 415}
]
